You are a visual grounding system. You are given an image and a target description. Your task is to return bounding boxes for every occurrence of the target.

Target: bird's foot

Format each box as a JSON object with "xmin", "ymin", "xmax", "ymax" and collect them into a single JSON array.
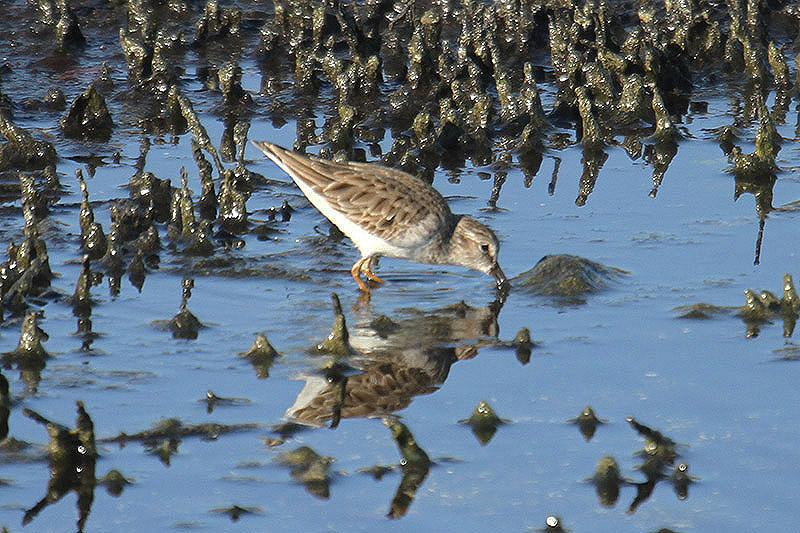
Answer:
[{"xmin": 360, "ymin": 258, "xmax": 385, "ymax": 284}]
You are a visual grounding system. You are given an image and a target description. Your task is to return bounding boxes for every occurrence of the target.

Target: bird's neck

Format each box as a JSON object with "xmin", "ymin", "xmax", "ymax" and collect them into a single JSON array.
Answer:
[{"xmin": 421, "ymin": 215, "xmax": 462, "ymax": 265}]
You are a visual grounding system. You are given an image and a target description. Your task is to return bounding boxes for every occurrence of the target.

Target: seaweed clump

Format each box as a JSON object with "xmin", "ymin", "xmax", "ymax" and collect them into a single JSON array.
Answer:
[{"xmin": 247, "ymin": 0, "xmax": 798, "ymax": 206}]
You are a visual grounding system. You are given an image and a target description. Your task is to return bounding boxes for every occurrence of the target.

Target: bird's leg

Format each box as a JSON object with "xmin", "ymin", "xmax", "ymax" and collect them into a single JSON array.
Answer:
[
  {"xmin": 360, "ymin": 256, "xmax": 385, "ymax": 284},
  {"xmin": 350, "ymin": 258, "xmax": 371, "ymax": 291}
]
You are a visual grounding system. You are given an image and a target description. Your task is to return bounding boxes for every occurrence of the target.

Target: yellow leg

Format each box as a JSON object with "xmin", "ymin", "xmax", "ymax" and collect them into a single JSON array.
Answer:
[
  {"xmin": 360, "ymin": 257, "xmax": 385, "ymax": 284},
  {"xmin": 350, "ymin": 258, "xmax": 370, "ymax": 292}
]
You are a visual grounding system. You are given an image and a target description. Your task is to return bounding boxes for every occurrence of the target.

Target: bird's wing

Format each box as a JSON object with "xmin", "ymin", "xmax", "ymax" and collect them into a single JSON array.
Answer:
[{"xmin": 253, "ymin": 141, "xmax": 453, "ymax": 247}]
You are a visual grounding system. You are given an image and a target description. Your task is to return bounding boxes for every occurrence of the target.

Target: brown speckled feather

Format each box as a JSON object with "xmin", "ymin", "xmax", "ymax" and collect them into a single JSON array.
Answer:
[
  {"xmin": 289, "ymin": 351, "xmax": 453, "ymax": 426},
  {"xmin": 253, "ymin": 141, "xmax": 454, "ymax": 247}
]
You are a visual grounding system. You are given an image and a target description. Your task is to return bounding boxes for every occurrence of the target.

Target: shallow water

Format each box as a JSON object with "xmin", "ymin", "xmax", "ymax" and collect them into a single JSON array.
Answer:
[{"xmin": 2, "ymin": 2, "xmax": 800, "ymax": 532}]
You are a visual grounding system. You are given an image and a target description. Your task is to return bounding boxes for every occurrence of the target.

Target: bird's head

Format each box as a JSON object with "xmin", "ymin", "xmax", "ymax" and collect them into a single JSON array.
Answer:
[{"xmin": 449, "ymin": 216, "xmax": 507, "ymax": 289}]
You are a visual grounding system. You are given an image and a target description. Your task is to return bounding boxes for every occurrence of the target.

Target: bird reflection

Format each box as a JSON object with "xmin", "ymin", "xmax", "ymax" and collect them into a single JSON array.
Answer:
[{"xmin": 286, "ymin": 296, "xmax": 503, "ymax": 427}]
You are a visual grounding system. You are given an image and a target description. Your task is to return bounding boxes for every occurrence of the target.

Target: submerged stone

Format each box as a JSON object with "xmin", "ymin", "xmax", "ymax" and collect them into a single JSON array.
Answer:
[
  {"xmin": 513, "ymin": 327, "xmax": 534, "ymax": 364},
  {"xmin": 166, "ymin": 277, "xmax": 202, "ymax": 339},
  {"xmin": 239, "ymin": 334, "xmax": 279, "ymax": 378},
  {"xmin": 98, "ymin": 469, "xmax": 133, "ymax": 496},
  {"xmin": 370, "ymin": 314, "xmax": 400, "ymax": 338},
  {"xmin": 210, "ymin": 505, "xmax": 263, "ymax": 521},
  {"xmin": 567, "ymin": 405, "xmax": 607, "ymax": 441},
  {"xmin": 673, "ymin": 302, "xmax": 731, "ymax": 319},
  {"xmin": 459, "ymin": 399, "xmax": 508, "ymax": 445}
]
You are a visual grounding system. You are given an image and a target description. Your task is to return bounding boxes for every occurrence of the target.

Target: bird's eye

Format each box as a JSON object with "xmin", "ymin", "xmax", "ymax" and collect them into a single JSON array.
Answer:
[{"xmin": 480, "ymin": 244, "xmax": 490, "ymax": 253}]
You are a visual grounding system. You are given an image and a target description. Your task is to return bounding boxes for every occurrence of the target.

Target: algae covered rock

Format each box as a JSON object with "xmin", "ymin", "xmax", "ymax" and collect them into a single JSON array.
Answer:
[
  {"xmin": 514, "ymin": 254, "xmax": 626, "ymax": 303},
  {"xmin": 60, "ymin": 83, "xmax": 113, "ymax": 141},
  {"xmin": 0, "ymin": 114, "xmax": 57, "ymax": 171}
]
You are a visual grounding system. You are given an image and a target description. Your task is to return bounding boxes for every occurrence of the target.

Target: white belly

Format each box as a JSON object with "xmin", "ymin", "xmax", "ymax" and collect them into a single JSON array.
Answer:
[{"xmin": 295, "ymin": 179, "xmax": 409, "ymax": 258}]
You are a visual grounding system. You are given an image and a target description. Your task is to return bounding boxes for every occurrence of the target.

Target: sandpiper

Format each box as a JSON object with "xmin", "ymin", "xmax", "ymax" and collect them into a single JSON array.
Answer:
[{"xmin": 252, "ymin": 140, "xmax": 507, "ymax": 292}]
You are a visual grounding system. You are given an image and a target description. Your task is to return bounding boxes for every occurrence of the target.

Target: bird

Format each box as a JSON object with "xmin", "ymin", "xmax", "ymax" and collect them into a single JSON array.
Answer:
[{"xmin": 252, "ymin": 140, "xmax": 507, "ymax": 292}]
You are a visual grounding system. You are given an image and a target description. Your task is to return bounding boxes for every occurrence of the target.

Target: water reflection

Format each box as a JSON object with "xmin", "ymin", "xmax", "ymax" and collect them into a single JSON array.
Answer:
[
  {"xmin": 22, "ymin": 402, "xmax": 100, "ymax": 532},
  {"xmin": 567, "ymin": 406, "xmax": 607, "ymax": 442},
  {"xmin": 203, "ymin": 390, "xmax": 252, "ymax": 414},
  {"xmin": 210, "ymin": 504, "xmax": 263, "ymax": 522},
  {"xmin": 101, "ymin": 418, "xmax": 259, "ymax": 468},
  {"xmin": 625, "ymin": 416, "xmax": 689, "ymax": 514},
  {"xmin": 70, "ymin": 255, "xmax": 103, "ymax": 353},
  {"xmin": 725, "ymin": 84, "xmax": 782, "ymax": 266},
  {"xmin": 286, "ymin": 296, "xmax": 503, "ymax": 427},
  {"xmin": 732, "ymin": 164, "xmax": 776, "ymax": 266},
  {"xmin": 383, "ymin": 417, "xmax": 431, "ymax": 519},
  {"xmin": 0, "ymin": 371, "xmax": 8, "ymax": 440},
  {"xmin": 73, "ymin": 316, "xmax": 101, "ymax": 353},
  {"xmin": 590, "ymin": 456, "xmax": 623, "ymax": 508},
  {"xmin": 458, "ymin": 400, "xmax": 510, "ymax": 445},
  {"xmin": 274, "ymin": 445, "xmax": 334, "ymax": 499},
  {"xmin": 575, "ymin": 146, "xmax": 608, "ymax": 206},
  {"xmin": 644, "ymin": 138, "xmax": 678, "ymax": 198}
]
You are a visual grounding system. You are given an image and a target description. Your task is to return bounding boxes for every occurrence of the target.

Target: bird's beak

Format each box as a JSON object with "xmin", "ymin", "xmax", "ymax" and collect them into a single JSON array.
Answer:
[{"xmin": 490, "ymin": 263, "xmax": 509, "ymax": 290}]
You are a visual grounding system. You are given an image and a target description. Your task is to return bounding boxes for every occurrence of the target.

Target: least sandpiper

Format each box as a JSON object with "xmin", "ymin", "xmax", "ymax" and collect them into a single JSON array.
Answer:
[{"xmin": 252, "ymin": 140, "xmax": 507, "ymax": 291}]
